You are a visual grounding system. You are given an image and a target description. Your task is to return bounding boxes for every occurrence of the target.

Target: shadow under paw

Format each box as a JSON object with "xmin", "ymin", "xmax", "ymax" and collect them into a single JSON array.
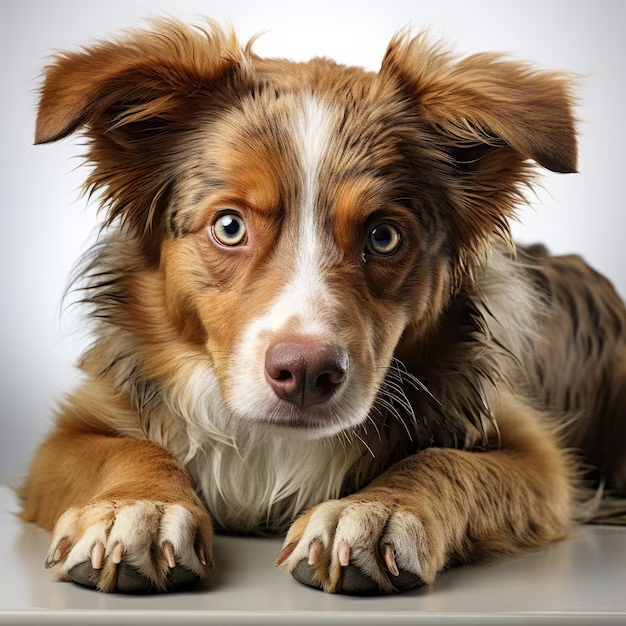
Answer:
[
  {"xmin": 68, "ymin": 561, "xmax": 201, "ymax": 594},
  {"xmin": 292, "ymin": 559, "xmax": 422, "ymax": 595}
]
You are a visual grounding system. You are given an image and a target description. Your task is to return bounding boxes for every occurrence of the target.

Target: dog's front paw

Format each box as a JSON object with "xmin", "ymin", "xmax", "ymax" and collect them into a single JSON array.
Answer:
[
  {"xmin": 278, "ymin": 499, "xmax": 432, "ymax": 595},
  {"xmin": 44, "ymin": 500, "xmax": 213, "ymax": 593}
]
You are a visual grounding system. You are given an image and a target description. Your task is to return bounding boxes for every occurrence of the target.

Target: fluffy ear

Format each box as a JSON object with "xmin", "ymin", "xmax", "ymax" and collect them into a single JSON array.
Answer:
[
  {"xmin": 380, "ymin": 31, "xmax": 578, "ymax": 174},
  {"xmin": 379, "ymin": 31, "xmax": 578, "ymax": 273},
  {"xmin": 35, "ymin": 19, "xmax": 242, "ymax": 145},
  {"xmin": 35, "ymin": 20, "xmax": 247, "ymax": 249}
]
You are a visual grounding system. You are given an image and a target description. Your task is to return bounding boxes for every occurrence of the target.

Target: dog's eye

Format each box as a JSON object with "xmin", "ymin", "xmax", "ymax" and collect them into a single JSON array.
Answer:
[
  {"xmin": 366, "ymin": 224, "xmax": 401, "ymax": 256},
  {"xmin": 212, "ymin": 214, "xmax": 247, "ymax": 246}
]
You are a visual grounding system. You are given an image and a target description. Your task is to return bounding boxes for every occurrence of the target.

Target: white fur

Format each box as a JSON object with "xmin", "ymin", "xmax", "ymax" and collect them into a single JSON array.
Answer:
[
  {"xmin": 294, "ymin": 93, "xmax": 332, "ymax": 305},
  {"xmin": 383, "ymin": 509, "xmax": 425, "ymax": 579},
  {"xmin": 49, "ymin": 505, "xmax": 110, "ymax": 573},
  {"xmin": 47, "ymin": 500, "xmax": 205, "ymax": 583},
  {"xmin": 105, "ymin": 348, "xmax": 366, "ymax": 535},
  {"xmin": 475, "ymin": 245, "xmax": 542, "ymax": 360},
  {"xmin": 158, "ymin": 504, "xmax": 204, "ymax": 573},
  {"xmin": 186, "ymin": 430, "xmax": 366, "ymax": 532},
  {"xmin": 281, "ymin": 499, "xmax": 426, "ymax": 592}
]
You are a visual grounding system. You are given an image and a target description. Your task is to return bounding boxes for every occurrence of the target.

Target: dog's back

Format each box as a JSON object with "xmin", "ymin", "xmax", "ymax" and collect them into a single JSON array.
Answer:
[{"xmin": 520, "ymin": 247, "xmax": 626, "ymax": 493}]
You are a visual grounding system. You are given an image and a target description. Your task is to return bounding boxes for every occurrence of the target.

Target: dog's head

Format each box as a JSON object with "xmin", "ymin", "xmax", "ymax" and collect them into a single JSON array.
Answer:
[{"xmin": 36, "ymin": 20, "xmax": 577, "ymax": 439}]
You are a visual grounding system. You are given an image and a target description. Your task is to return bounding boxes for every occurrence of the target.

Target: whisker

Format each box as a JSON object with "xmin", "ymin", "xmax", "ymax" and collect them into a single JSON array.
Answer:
[
  {"xmin": 352, "ymin": 430, "xmax": 375, "ymax": 458},
  {"xmin": 377, "ymin": 357, "xmax": 443, "ymax": 407},
  {"xmin": 380, "ymin": 382, "xmax": 417, "ymax": 424},
  {"xmin": 375, "ymin": 397, "xmax": 413, "ymax": 442},
  {"xmin": 378, "ymin": 388, "xmax": 415, "ymax": 424},
  {"xmin": 400, "ymin": 370, "xmax": 443, "ymax": 407},
  {"xmin": 367, "ymin": 415, "xmax": 382, "ymax": 442}
]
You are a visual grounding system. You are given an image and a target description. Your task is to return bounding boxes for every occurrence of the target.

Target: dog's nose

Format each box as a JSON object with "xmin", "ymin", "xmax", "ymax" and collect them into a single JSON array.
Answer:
[{"xmin": 265, "ymin": 338, "xmax": 348, "ymax": 406}]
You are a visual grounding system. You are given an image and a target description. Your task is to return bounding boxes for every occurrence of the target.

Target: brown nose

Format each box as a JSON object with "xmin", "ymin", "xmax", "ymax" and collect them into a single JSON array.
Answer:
[{"xmin": 265, "ymin": 338, "xmax": 348, "ymax": 407}]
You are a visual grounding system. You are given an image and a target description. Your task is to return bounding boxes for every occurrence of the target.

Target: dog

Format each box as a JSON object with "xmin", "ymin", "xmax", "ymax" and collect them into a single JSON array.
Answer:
[{"xmin": 19, "ymin": 18, "xmax": 626, "ymax": 595}]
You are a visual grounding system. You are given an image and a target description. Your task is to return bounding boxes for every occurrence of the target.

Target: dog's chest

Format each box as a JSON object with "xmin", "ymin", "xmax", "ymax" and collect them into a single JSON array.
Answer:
[{"xmin": 184, "ymin": 435, "xmax": 367, "ymax": 534}]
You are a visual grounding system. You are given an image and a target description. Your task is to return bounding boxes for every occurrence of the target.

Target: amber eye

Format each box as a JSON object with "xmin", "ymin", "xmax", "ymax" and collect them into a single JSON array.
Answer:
[
  {"xmin": 212, "ymin": 213, "xmax": 247, "ymax": 246},
  {"xmin": 366, "ymin": 224, "xmax": 401, "ymax": 256}
]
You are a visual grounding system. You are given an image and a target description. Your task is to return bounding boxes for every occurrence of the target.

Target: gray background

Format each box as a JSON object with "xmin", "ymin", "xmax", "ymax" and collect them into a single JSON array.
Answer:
[{"xmin": 0, "ymin": 0, "xmax": 624, "ymax": 487}]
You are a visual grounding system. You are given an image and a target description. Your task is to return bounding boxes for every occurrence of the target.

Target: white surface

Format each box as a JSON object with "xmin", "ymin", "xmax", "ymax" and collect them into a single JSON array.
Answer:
[
  {"xmin": 1, "ymin": 0, "xmax": 625, "ymax": 492},
  {"xmin": 0, "ymin": 487, "xmax": 625, "ymax": 624}
]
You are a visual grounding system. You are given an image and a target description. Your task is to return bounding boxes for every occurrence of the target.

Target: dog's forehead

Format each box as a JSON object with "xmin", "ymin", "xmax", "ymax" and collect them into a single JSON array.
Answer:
[{"xmin": 203, "ymin": 79, "xmax": 409, "ymax": 210}]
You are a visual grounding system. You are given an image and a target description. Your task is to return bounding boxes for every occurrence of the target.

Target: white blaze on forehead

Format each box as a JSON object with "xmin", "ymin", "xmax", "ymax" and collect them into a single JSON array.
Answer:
[
  {"xmin": 289, "ymin": 94, "xmax": 336, "ymax": 328},
  {"xmin": 242, "ymin": 95, "xmax": 337, "ymax": 338},
  {"xmin": 297, "ymin": 96, "xmax": 332, "ymax": 258}
]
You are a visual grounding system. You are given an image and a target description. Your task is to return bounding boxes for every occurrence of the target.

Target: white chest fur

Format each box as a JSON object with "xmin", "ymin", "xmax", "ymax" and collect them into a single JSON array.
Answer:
[{"xmin": 184, "ymin": 433, "xmax": 366, "ymax": 533}]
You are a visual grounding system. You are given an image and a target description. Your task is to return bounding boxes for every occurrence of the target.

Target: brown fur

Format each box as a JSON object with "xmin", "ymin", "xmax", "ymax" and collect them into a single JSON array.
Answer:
[
  {"xmin": 19, "ymin": 18, "xmax": 626, "ymax": 593},
  {"xmin": 519, "ymin": 248, "xmax": 626, "ymax": 493},
  {"xmin": 283, "ymin": 391, "xmax": 577, "ymax": 591}
]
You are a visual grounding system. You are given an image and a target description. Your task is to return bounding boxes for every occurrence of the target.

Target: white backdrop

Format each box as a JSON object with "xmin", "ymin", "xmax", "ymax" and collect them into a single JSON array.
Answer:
[{"xmin": 1, "ymin": 0, "xmax": 624, "ymax": 486}]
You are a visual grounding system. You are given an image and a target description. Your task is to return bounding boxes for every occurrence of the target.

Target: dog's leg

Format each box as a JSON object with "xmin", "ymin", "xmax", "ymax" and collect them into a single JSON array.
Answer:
[
  {"xmin": 279, "ymin": 391, "xmax": 576, "ymax": 595},
  {"xmin": 19, "ymin": 422, "xmax": 213, "ymax": 593}
]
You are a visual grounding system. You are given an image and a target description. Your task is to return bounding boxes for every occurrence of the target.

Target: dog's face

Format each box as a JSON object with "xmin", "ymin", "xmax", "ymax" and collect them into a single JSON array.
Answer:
[
  {"xmin": 35, "ymin": 21, "xmax": 577, "ymax": 438},
  {"xmin": 160, "ymin": 87, "xmax": 442, "ymax": 437}
]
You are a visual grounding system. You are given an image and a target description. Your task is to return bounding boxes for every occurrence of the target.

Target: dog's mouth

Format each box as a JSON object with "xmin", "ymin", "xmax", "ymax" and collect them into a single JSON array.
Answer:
[
  {"xmin": 240, "ymin": 354, "xmax": 429, "ymax": 440},
  {"xmin": 257, "ymin": 401, "xmax": 350, "ymax": 431},
  {"xmin": 225, "ymin": 322, "xmax": 403, "ymax": 438},
  {"xmin": 225, "ymin": 338, "xmax": 375, "ymax": 436},
  {"xmin": 227, "ymin": 359, "xmax": 385, "ymax": 440}
]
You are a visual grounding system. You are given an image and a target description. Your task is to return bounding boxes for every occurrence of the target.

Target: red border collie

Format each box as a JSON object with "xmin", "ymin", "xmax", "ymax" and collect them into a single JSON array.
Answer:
[{"xmin": 20, "ymin": 19, "xmax": 626, "ymax": 594}]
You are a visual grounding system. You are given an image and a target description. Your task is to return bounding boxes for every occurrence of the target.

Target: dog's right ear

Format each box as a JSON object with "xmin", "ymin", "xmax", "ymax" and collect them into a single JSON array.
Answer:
[
  {"xmin": 35, "ymin": 19, "xmax": 243, "ymax": 145},
  {"xmin": 35, "ymin": 20, "xmax": 250, "ymax": 245}
]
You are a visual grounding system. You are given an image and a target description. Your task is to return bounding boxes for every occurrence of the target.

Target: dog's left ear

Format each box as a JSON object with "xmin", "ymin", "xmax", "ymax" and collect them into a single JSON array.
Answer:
[
  {"xmin": 380, "ymin": 31, "xmax": 578, "ymax": 174},
  {"xmin": 380, "ymin": 32, "xmax": 578, "ymax": 270}
]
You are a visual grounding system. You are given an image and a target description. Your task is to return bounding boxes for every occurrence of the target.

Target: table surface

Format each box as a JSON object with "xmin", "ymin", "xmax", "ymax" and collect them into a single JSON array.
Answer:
[{"xmin": 1, "ymin": 486, "xmax": 625, "ymax": 625}]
